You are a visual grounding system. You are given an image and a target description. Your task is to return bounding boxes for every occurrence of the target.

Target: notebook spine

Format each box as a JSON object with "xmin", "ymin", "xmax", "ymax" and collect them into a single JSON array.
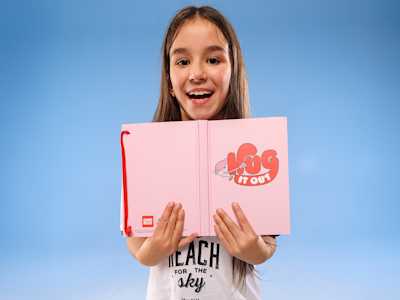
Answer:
[
  {"xmin": 198, "ymin": 120, "xmax": 209, "ymax": 236},
  {"xmin": 207, "ymin": 121, "xmax": 211, "ymax": 236}
]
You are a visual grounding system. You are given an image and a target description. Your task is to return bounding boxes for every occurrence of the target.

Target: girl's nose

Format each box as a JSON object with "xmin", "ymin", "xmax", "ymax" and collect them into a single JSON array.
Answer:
[{"xmin": 189, "ymin": 63, "xmax": 207, "ymax": 82}]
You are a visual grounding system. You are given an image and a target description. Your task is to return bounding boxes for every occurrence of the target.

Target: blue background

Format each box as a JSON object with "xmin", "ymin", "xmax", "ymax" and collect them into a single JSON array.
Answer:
[{"xmin": 1, "ymin": 0, "xmax": 399, "ymax": 299}]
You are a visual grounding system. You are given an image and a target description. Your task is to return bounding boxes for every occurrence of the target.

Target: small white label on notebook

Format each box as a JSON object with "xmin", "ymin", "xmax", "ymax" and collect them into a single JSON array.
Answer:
[{"xmin": 142, "ymin": 216, "xmax": 154, "ymax": 227}]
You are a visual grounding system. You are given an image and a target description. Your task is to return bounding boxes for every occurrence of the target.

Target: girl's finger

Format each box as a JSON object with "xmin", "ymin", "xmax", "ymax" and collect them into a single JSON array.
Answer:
[
  {"xmin": 164, "ymin": 202, "xmax": 181, "ymax": 237},
  {"xmin": 213, "ymin": 213, "xmax": 238, "ymax": 250},
  {"xmin": 214, "ymin": 224, "xmax": 233, "ymax": 255},
  {"xmin": 216, "ymin": 208, "xmax": 241, "ymax": 237},
  {"xmin": 171, "ymin": 207, "xmax": 185, "ymax": 244},
  {"xmin": 232, "ymin": 202, "xmax": 257, "ymax": 235},
  {"xmin": 177, "ymin": 232, "xmax": 198, "ymax": 251},
  {"xmin": 154, "ymin": 202, "xmax": 175, "ymax": 235}
]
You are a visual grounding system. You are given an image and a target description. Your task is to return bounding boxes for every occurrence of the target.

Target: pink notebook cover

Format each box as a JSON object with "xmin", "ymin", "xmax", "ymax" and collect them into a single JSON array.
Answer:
[{"xmin": 120, "ymin": 117, "xmax": 290, "ymax": 237}]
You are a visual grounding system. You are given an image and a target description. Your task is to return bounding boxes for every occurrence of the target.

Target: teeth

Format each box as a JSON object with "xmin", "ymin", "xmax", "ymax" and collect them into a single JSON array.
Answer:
[{"xmin": 188, "ymin": 91, "xmax": 212, "ymax": 96}]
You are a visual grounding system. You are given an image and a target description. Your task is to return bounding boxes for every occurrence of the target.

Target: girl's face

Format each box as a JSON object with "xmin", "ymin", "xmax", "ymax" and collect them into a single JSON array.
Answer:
[{"xmin": 169, "ymin": 17, "xmax": 231, "ymax": 120}]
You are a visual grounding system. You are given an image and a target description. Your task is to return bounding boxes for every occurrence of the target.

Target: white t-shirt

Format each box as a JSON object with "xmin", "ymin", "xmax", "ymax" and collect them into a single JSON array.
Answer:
[{"xmin": 145, "ymin": 236, "xmax": 261, "ymax": 300}]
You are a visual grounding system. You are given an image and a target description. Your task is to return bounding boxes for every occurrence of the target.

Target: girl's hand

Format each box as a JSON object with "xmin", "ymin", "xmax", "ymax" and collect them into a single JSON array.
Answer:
[
  {"xmin": 135, "ymin": 202, "xmax": 198, "ymax": 266},
  {"xmin": 213, "ymin": 202, "xmax": 276, "ymax": 265}
]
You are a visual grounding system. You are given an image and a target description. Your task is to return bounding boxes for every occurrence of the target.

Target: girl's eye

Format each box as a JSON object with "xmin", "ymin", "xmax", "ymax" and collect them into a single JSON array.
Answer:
[
  {"xmin": 176, "ymin": 59, "xmax": 189, "ymax": 66},
  {"xmin": 207, "ymin": 57, "xmax": 220, "ymax": 65}
]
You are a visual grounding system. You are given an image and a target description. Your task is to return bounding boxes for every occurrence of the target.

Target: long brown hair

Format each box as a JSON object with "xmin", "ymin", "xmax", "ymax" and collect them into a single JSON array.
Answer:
[{"xmin": 153, "ymin": 5, "xmax": 254, "ymax": 289}]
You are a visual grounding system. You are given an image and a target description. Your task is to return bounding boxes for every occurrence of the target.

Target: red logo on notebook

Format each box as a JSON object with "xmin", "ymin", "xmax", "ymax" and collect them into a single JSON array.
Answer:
[
  {"xmin": 215, "ymin": 143, "xmax": 279, "ymax": 186},
  {"xmin": 142, "ymin": 216, "xmax": 154, "ymax": 227}
]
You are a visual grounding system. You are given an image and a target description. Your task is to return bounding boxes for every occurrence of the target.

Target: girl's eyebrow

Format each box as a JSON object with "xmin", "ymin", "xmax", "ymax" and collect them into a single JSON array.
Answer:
[{"xmin": 170, "ymin": 45, "xmax": 227, "ymax": 57}]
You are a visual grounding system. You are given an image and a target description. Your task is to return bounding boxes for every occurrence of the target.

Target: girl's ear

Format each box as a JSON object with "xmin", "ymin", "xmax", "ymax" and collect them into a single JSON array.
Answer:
[{"xmin": 169, "ymin": 89, "xmax": 175, "ymax": 97}]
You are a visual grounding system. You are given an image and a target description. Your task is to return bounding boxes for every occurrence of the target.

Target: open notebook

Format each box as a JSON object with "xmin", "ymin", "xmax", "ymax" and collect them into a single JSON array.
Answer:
[{"xmin": 120, "ymin": 117, "xmax": 290, "ymax": 237}]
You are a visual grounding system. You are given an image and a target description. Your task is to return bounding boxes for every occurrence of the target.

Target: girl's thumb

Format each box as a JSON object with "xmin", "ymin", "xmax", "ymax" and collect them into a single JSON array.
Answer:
[{"xmin": 177, "ymin": 233, "xmax": 198, "ymax": 250}]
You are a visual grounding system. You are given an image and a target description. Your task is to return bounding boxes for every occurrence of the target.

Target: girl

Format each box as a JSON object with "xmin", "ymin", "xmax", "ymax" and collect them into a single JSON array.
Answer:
[{"xmin": 126, "ymin": 6, "xmax": 278, "ymax": 300}]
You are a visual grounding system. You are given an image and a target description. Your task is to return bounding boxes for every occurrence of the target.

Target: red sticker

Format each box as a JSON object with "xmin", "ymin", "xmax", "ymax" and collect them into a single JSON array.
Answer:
[{"xmin": 215, "ymin": 143, "xmax": 279, "ymax": 187}]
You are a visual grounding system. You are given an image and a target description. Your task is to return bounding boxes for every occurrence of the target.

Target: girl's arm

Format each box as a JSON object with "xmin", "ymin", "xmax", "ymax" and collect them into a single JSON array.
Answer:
[
  {"xmin": 126, "ymin": 237, "xmax": 147, "ymax": 259},
  {"xmin": 126, "ymin": 202, "xmax": 197, "ymax": 266}
]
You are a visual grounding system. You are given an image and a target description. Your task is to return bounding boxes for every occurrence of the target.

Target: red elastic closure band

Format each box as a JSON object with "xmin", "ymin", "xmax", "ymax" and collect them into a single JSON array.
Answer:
[{"xmin": 121, "ymin": 130, "xmax": 132, "ymax": 236}]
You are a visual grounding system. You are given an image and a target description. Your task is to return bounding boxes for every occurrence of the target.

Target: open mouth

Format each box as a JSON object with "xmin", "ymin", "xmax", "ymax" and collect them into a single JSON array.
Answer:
[{"xmin": 186, "ymin": 91, "xmax": 214, "ymax": 100}]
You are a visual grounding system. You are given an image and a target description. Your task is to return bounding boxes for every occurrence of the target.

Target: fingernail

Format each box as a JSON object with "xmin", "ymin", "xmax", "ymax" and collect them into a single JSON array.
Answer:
[
  {"xmin": 233, "ymin": 202, "xmax": 239, "ymax": 208},
  {"xmin": 217, "ymin": 208, "xmax": 223, "ymax": 214}
]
